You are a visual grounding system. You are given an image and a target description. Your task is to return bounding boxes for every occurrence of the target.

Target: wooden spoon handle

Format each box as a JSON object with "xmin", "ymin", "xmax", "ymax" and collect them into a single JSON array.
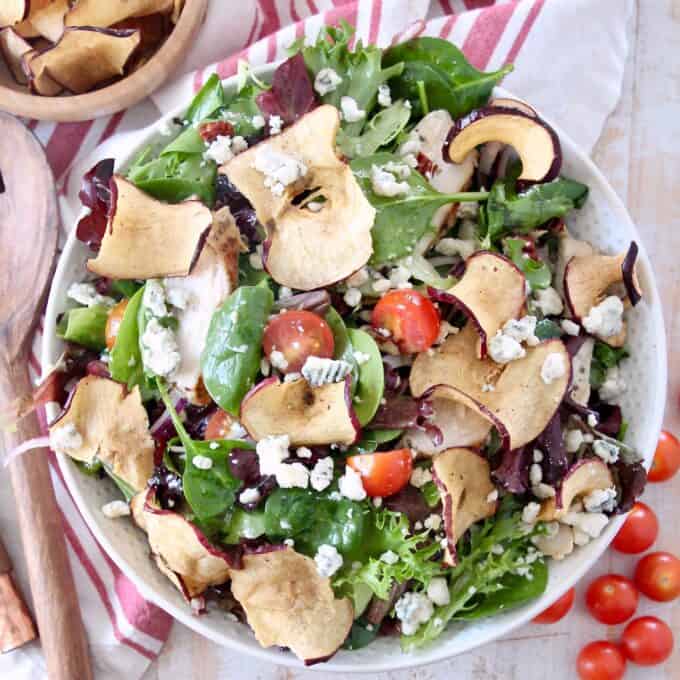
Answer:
[{"xmin": 2, "ymin": 357, "xmax": 92, "ymax": 680}]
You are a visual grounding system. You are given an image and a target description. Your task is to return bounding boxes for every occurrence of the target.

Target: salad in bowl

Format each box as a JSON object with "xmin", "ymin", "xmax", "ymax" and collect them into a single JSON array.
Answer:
[{"xmin": 42, "ymin": 23, "xmax": 652, "ymax": 665}]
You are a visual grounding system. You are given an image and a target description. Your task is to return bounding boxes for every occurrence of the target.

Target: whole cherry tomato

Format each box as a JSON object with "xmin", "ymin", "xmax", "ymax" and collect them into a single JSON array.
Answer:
[
  {"xmin": 263, "ymin": 310, "xmax": 335, "ymax": 374},
  {"xmin": 577, "ymin": 641, "xmax": 627, "ymax": 680},
  {"xmin": 620, "ymin": 616, "xmax": 674, "ymax": 666},
  {"xmin": 612, "ymin": 501, "xmax": 658, "ymax": 554},
  {"xmin": 585, "ymin": 574, "xmax": 638, "ymax": 624},
  {"xmin": 634, "ymin": 551, "xmax": 680, "ymax": 602},
  {"xmin": 648, "ymin": 430, "xmax": 680, "ymax": 482},
  {"xmin": 105, "ymin": 299, "xmax": 128, "ymax": 350},
  {"xmin": 346, "ymin": 449, "xmax": 413, "ymax": 498},
  {"xmin": 372, "ymin": 290, "xmax": 440, "ymax": 354},
  {"xmin": 532, "ymin": 587, "xmax": 575, "ymax": 624}
]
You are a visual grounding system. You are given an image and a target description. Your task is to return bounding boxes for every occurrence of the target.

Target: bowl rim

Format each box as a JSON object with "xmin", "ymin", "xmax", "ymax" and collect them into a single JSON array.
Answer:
[
  {"xmin": 0, "ymin": 0, "xmax": 208, "ymax": 122},
  {"xmin": 41, "ymin": 70, "xmax": 668, "ymax": 672}
]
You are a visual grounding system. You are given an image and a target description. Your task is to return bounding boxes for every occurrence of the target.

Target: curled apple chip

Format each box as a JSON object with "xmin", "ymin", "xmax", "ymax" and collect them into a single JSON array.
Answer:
[
  {"xmin": 0, "ymin": 1, "xmax": 28, "ymax": 28},
  {"xmin": 65, "ymin": 0, "xmax": 173, "ymax": 28},
  {"xmin": 241, "ymin": 377, "xmax": 360, "ymax": 446},
  {"xmin": 402, "ymin": 386, "xmax": 491, "ymax": 456},
  {"xmin": 88, "ymin": 175, "xmax": 211, "ymax": 280},
  {"xmin": 432, "ymin": 448, "xmax": 498, "ymax": 565},
  {"xmin": 22, "ymin": 46, "xmax": 62, "ymax": 95},
  {"xmin": 25, "ymin": 27, "xmax": 141, "ymax": 94},
  {"xmin": 131, "ymin": 489, "xmax": 234, "ymax": 599},
  {"xmin": 0, "ymin": 27, "xmax": 32, "ymax": 84},
  {"xmin": 28, "ymin": 0, "xmax": 68, "ymax": 42},
  {"xmin": 410, "ymin": 325, "xmax": 571, "ymax": 450},
  {"xmin": 431, "ymin": 252, "xmax": 526, "ymax": 358},
  {"xmin": 224, "ymin": 105, "xmax": 375, "ymax": 291},
  {"xmin": 230, "ymin": 548, "xmax": 353, "ymax": 664},
  {"xmin": 49, "ymin": 376, "xmax": 154, "ymax": 492}
]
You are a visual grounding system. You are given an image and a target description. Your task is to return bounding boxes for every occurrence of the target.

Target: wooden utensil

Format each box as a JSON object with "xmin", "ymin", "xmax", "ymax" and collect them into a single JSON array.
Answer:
[
  {"xmin": 0, "ymin": 113, "xmax": 93, "ymax": 680},
  {"xmin": 0, "ymin": 535, "xmax": 36, "ymax": 653}
]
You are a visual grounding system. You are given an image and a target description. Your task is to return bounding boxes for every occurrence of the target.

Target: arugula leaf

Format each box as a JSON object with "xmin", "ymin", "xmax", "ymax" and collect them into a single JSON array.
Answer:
[
  {"xmin": 421, "ymin": 480, "xmax": 441, "ymax": 507},
  {"xmin": 383, "ymin": 37, "xmax": 512, "ymax": 119},
  {"xmin": 534, "ymin": 318, "xmax": 563, "ymax": 340},
  {"xmin": 504, "ymin": 237, "xmax": 551, "ymax": 290},
  {"xmin": 347, "ymin": 328, "xmax": 384, "ymax": 426},
  {"xmin": 590, "ymin": 341, "xmax": 629, "ymax": 389},
  {"xmin": 110, "ymin": 285, "xmax": 145, "ymax": 389},
  {"xmin": 57, "ymin": 305, "xmax": 109, "ymax": 351},
  {"xmin": 351, "ymin": 152, "xmax": 487, "ymax": 265}
]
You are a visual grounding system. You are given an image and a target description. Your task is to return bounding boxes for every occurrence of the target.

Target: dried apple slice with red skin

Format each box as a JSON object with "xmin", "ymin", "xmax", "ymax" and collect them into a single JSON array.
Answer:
[
  {"xmin": 88, "ymin": 175, "xmax": 211, "ymax": 280},
  {"xmin": 445, "ymin": 106, "xmax": 562, "ymax": 183},
  {"xmin": 21, "ymin": 47, "xmax": 62, "ymax": 95},
  {"xmin": 488, "ymin": 97, "xmax": 538, "ymax": 117},
  {"xmin": 240, "ymin": 377, "xmax": 360, "ymax": 446},
  {"xmin": 0, "ymin": 27, "xmax": 31, "ymax": 84},
  {"xmin": 28, "ymin": 0, "xmax": 68, "ymax": 42},
  {"xmin": 229, "ymin": 548, "xmax": 354, "ymax": 665},
  {"xmin": 49, "ymin": 376, "xmax": 154, "ymax": 492},
  {"xmin": 410, "ymin": 325, "xmax": 571, "ymax": 451},
  {"xmin": 432, "ymin": 447, "xmax": 498, "ymax": 565},
  {"xmin": 429, "ymin": 251, "xmax": 526, "ymax": 358},
  {"xmin": 224, "ymin": 105, "xmax": 375, "ymax": 291},
  {"xmin": 65, "ymin": 0, "xmax": 173, "ymax": 28}
]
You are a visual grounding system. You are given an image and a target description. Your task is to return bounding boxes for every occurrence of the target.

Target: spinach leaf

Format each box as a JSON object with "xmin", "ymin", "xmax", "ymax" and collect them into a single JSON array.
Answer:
[
  {"xmin": 347, "ymin": 428, "xmax": 403, "ymax": 455},
  {"xmin": 504, "ymin": 237, "xmax": 551, "ymax": 290},
  {"xmin": 383, "ymin": 37, "xmax": 512, "ymax": 119},
  {"xmin": 534, "ymin": 318, "xmax": 563, "ymax": 340},
  {"xmin": 110, "ymin": 285, "xmax": 145, "ymax": 389},
  {"xmin": 185, "ymin": 73, "xmax": 227, "ymax": 124},
  {"xmin": 238, "ymin": 253, "xmax": 271, "ymax": 287},
  {"xmin": 351, "ymin": 152, "xmax": 487, "ymax": 265},
  {"xmin": 101, "ymin": 461, "xmax": 137, "ymax": 502},
  {"xmin": 343, "ymin": 619, "xmax": 379, "ymax": 650},
  {"xmin": 201, "ymin": 284, "xmax": 274, "ymax": 416},
  {"xmin": 347, "ymin": 328, "xmax": 384, "ymax": 426},
  {"xmin": 57, "ymin": 305, "xmax": 108, "ymax": 350},
  {"xmin": 223, "ymin": 508, "xmax": 266, "ymax": 543},
  {"xmin": 325, "ymin": 307, "xmax": 359, "ymax": 391},
  {"xmin": 111, "ymin": 280, "xmax": 142, "ymax": 298}
]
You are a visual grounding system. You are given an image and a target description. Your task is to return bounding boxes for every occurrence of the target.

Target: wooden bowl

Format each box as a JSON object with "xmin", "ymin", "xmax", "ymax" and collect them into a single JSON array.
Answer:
[{"xmin": 0, "ymin": 0, "xmax": 208, "ymax": 122}]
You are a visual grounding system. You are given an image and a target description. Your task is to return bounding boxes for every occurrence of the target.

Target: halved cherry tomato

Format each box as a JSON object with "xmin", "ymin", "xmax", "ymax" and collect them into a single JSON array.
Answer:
[
  {"xmin": 585, "ymin": 574, "xmax": 638, "ymax": 624},
  {"xmin": 612, "ymin": 501, "xmax": 658, "ymax": 554},
  {"xmin": 577, "ymin": 641, "xmax": 627, "ymax": 680},
  {"xmin": 371, "ymin": 290, "xmax": 440, "ymax": 354},
  {"xmin": 620, "ymin": 616, "xmax": 674, "ymax": 666},
  {"xmin": 532, "ymin": 587, "xmax": 575, "ymax": 624},
  {"xmin": 105, "ymin": 299, "xmax": 128, "ymax": 350},
  {"xmin": 263, "ymin": 310, "xmax": 334, "ymax": 373},
  {"xmin": 346, "ymin": 449, "xmax": 413, "ymax": 498},
  {"xmin": 648, "ymin": 430, "xmax": 680, "ymax": 482},
  {"xmin": 204, "ymin": 409, "xmax": 236, "ymax": 440},
  {"xmin": 634, "ymin": 551, "xmax": 680, "ymax": 602}
]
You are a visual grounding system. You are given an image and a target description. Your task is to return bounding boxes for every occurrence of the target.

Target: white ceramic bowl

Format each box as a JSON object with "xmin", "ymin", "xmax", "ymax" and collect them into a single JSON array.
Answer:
[{"xmin": 42, "ymin": 71, "xmax": 667, "ymax": 672}]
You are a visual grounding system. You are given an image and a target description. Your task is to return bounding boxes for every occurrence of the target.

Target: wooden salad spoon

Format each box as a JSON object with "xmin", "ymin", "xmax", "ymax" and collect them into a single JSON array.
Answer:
[{"xmin": 0, "ymin": 113, "xmax": 93, "ymax": 680}]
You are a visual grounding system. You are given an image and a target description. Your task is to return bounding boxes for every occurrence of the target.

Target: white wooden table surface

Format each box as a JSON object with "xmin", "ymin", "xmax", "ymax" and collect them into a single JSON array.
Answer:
[{"xmin": 142, "ymin": 2, "xmax": 680, "ymax": 678}]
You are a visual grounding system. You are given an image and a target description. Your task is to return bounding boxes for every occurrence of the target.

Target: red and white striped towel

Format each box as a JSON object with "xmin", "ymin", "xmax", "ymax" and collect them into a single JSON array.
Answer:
[{"xmin": 0, "ymin": 1, "xmax": 632, "ymax": 677}]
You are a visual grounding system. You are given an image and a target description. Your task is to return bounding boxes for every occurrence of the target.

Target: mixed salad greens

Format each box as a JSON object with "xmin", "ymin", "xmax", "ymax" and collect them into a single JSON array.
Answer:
[{"xmin": 44, "ymin": 22, "xmax": 648, "ymax": 664}]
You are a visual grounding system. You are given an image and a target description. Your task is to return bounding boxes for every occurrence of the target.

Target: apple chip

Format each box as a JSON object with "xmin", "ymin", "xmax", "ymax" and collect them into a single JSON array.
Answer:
[
  {"xmin": 25, "ymin": 27, "xmax": 141, "ymax": 94},
  {"xmin": 230, "ymin": 548, "xmax": 353, "ymax": 664},
  {"xmin": 65, "ymin": 0, "xmax": 173, "ymax": 28},
  {"xmin": 22, "ymin": 46, "xmax": 62, "ymax": 95},
  {"xmin": 0, "ymin": 27, "xmax": 32, "ymax": 84},
  {"xmin": 410, "ymin": 325, "xmax": 571, "ymax": 450},
  {"xmin": 0, "ymin": 1, "xmax": 29, "ymax": 28},
  {"xmin": 28, "ymin": 0, "xmax": 68, "ymax": 42},
  {"xmin": 432, "ymin": 252, "xmax": 526, "ymax": 358},
  {"xmin": 224, "ymin": 105, "xmax": 375, "ymax": 290},
  {"xmin": 87, "ymin": 175, "xmax": 212, "ymax": 280},
  {"xmin": 49, "ymin": 376, "xmax": 154, "ymax": 492},
  {"xmin": 432, "ymin": 448, "xmax": 498, "ymax": 565},
  {"xmin": 131, "ymin": 489, "xmax": 233, "ymax": 599},
  {"xmin": 240, "ymin": 377, "xmax": 360, "ymax": 446}
]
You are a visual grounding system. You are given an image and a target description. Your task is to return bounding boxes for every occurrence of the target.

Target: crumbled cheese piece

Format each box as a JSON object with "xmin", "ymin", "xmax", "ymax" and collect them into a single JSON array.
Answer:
[
  {"xmin": 373, "ymin": 497, "xmax": 383, "ymax": 508},
  {"xmin": 565, "ymin": 429, "xmax": 584, "ymax": 453},
  {"xmin": 252, "ymin": 114, "xmax": 265, "ymax": 129},
  {"xmin": 377, "ymin": 83, "xmax": 392, "ymax": 107},
  {"xmin": 522, "ymin": 502, "xmax": 541, "ymax": 525},
  {"xmin": 380, "ymin": 550, "xmax": 399, "ymax": 565},
  {"xmin": 587, "ymin": 413, "xmax": 599, "ymax": 427},
  {"xmin": 268, "ymin": 115, "xmax": 283, "ymax": 135},
  {"xmin": 165, "ymin": 283, "xmax": 190, "ymax": 310},
  {"xmin": 204, "ymin": 135, "xmax": 248, "ymax": 164},
  {"xmin": 260, "ymin": 357, "xmax": 271, "ymax": 376},
  {"xmin": 193, "ymin": 455, "xmax": 213, "ymax": 470},
  {"xmin": 371, "ymin": 164, "xmax": 410, "ymax": 197},
  {"xmin": 561, "ymin": 319, "xmax": 581, "ymax": 336},
  {"xmin": 143, "ymin": 278, "xmax": 169, "ymax": 317},
  {"xmin": 541, "ymin": 352, "xmax": 567, "ymax": 385},
  {"xmin": 310, "ymin": 457, "xmax": 334, "ymax": 492},
  {"xmin": 239, "ymin": 488, "xmax": 261, "ymax": 505},
  {"xmin": 424, "ymin": 514, "xmax": 442, "ymax": 531},
  {"xmin": 491, "ymin": 544, "xmax": 504, "ymax": 555},
  {"xmin": 399, "ymin": 134, "xmax": 421, "ymax": 157},
  {"xmin": 346, "ymin": 267, "xmax": 370, "ymax": 288},
  {"xmin": 140, "ymin": 318, "xmax": 181, "ymax": 378},
  {"xmin": 489, "ymin": 332, "xmax": 525, "ymax": 364},
  {"xmin": 340, "ymin": 96, "xmax": 366, "ymax": 122},
  {"xmin": 394, "ymin": 592, "xmax": 434, "ymax": 635},
  {"xmin": 533, "ymin": 287, "xmax": 564, "ymax": 316},
  {"xmin": 50, "ymin": 422, "xmax": 83, "ymax": 454},
  {"xmin": 256, "ymin": 434, "xmax": 290, "ymax": 475},
  {"xmin": 583, "ymin": 487, "xmax": 618, "ymax": 513},
  {"xmin": 503, "ymin": 315, "xmax": 539, "ymax": 346},
  {"xmin": 388, "ymin": 265, "xmax": 412, "ymax": 290},
  {"xmin": 275, "ymin": 462, "xmax": 310, "ymax": 489},
  {"xmin": 598, "ymin": 366, "xmax": 627, "ymax": 402},
  {"xmin": 338, "ymin": 465, "xmax": 367, "ymax": 501},
  {"xmin": 410, "ymin": 467, "xmax": 433, "ymax": 488},
  {"xmin": 253, "ymin": 145, "xmax": 307, "ymax": 196},
  {"xmin": 344, "ymin": 287, "xmax": 362, "ymax": 307},
  {"xmin": 248, "ymin": 244, "xmax": 264, "ymax": 270},
  {"xmin": 427, "ymin": 577, "xmax": 450, "ymax": 606},
  {"xmin": 353, "ymin": 350, "xmax": 371, "ymax": 366},
  {"xmin": 314, "ymin": 67, "xmax": 342, "ymax": 96},
  {"xmin": 372, "ymin": 277, "xmax": 392, "ymax": 294},
  {"xmin": 284, "ymin": 371, "xmax": 301, "ymax": 383},
  {"xmin": 592, "ymin": 439, "xmax": 620, "ymax": 464},
  {"xmin": 296, "ymin": 447, "xmax": 312, "ymax": 459},
  {"xmin": 562, "ymin": 511, "xmax": 609, "ymax": 538},
  {"xmin": 269, "ymin": 349, "xmax": 289, "ymax": 372},
  {"xmin": 533, "ymin": 449, "xmax": 544, "ymax": 463},
  {"xmin": 486, "ymin": 489, "xmax": 499, "ymax": 503},
  {"xmin": 532, "ymin": 483, "xmax": 556, "ymax": 499},
  {"xmin": 383, "ymin": 161, "xmax": 411, "ymax": 179},
  {"xmin": 582, "ymin": 295, "xmax": 624, "ymax": 337},
  {"xmin": 301, "ymin": 356, "xmax": 352, "ymax": 387},
  {"xmin": 314, "ymin": 544, "xmax": 343, "ymax": 577},
  {"xmin": 435, "ymin": 237, "xmax": 476, "ymax": 259},
  {"xmin": 67, "ymin": 282, "xmax": 115, "ymax": 308},
  {"xmin": 529, "ymin": 463, "xmax": 543, "ymax": 486},
  {"xmin": 101, "ymin": 500, "xmax": 130, "ymax": 519}
]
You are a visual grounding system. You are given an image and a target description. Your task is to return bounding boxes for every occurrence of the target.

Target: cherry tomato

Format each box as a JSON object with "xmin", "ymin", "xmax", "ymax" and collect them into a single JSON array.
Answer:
[
  {"xmin": 648, "ymin": 430, "xmax": 680, "ymax": 482},
  {"xmin": 105, "ymin": 299, "xmax": 128, "ymax": 350},
  {"xmin": 346, "ymin": 449, "xmax": 413, "ymax": 498},
  {"xmin": 371, "ymin": 290, "xmax": 441, "ymax": 354},
  {"xmin": 263, "ymin": 310, "xmax": 334, "ymax": 374},
  {"xmin": 634, "ymin": 551, "xmax": 680, "ymax": 602},
  {"xmin": 532, "ymin": 587, "xmax": 575, "ymax": 624},
  {"xmin": 204, "ymin": 409, "xmax": 236, "ymax": 440},
  {"xmin": 612, "ymin": 501, "xmax": 658, "ymax": 554},
  {"xmin": 576, "ymin": 641, "xmax": 627, "ymax": 680},
  {"xmin": 621, "ymin": 616, "xmax": 674, "ymax": 666},
  {"xmin": 585, "ymin": 574, "xmax": 639, "ymax": 624}
]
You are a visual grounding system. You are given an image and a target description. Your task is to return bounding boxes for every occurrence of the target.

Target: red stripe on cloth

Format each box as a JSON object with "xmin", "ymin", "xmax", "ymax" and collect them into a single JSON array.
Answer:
[
  {"xmin": 306, "ymin": 0, "xmax": 318, "ymax": 13},
  {"xmin": 266, "ymin": 31, "xmax": 278, "ymax": 61},
  {"xmin": 368, "ymin": 0, "xmax": 382, "ymax": 45},
  {"xmin": 505, "ymin": 0, "xmax": 545, "ymax": 63},
  {"xmin": 245, "ymin": 5, "xmax": 261, "ymax": 47},
  {"xmin": 439, "ymin": 14, "xmax": 458, "ymax": 38},
  {"xmin": 290, "ymin": 0, "xmax": 301, "ymax": 22},
  {"xmin": 461, "ymin": 1, "xmax": 517, "ymax": 69},
  {"xmin": 439, "ymin": 0, "xmax": 454, "ymax": 12},
  {"xmin": 256, "ymin": 0, "xmax": 282, "ymax": 40},
  {"xmin": 44, "ymin": 121, "xmax": 94, "ymax": 180},
  {"xmin": 463, "ymin": 0, "xmax": 495, "ymax": 8},
  {"xmin": 99, "ymin": 111, "xmax": 125, "ymax": 143}
]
